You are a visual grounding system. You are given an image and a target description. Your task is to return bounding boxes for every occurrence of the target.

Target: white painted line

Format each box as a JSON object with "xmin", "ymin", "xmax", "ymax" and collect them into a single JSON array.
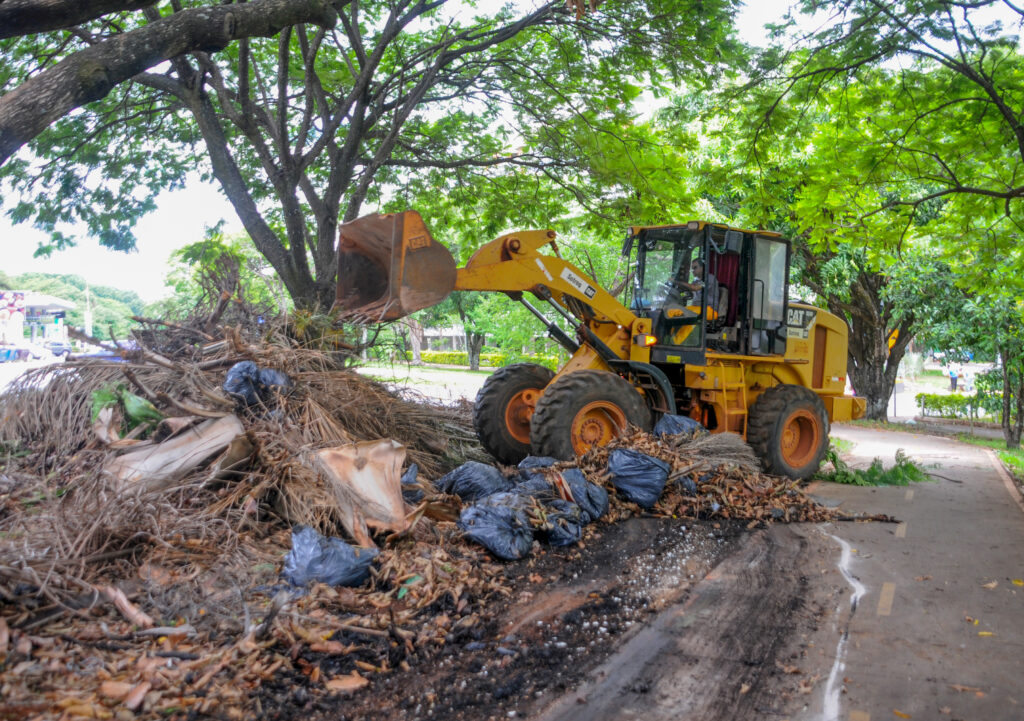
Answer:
[
  {"xmin": 986, "ymin": 448, "xmax": 1024, "ymax": 516},
  {"xmin": 877, "ymin": 583, "xmax": 895, "ymax": 616},
  {"xmin": 895, "ymin": 523, "xmax": 907, "ymax": 538},
  {"xmin": 822, "ymin": 532, "xmax": 867, "ymax": 721},
  {"xmin": 904, "ymin": 489, "xmax": 914, "ymax": 501}
]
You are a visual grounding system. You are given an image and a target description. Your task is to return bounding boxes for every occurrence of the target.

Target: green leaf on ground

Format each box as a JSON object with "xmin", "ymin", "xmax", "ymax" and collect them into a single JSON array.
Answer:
[{"xmin": 816, "ymin": 447, "xmax": 932, "ymax": 486}]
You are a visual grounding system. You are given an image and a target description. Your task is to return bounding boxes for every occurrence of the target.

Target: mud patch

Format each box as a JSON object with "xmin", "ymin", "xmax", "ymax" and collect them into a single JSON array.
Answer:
[{"xmin": 257, "ymin": 517, "xmax": 741, "ymax": 720}]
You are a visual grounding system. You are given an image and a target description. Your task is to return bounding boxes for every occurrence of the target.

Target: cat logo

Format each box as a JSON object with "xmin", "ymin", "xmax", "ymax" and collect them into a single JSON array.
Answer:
[{"xmin": 786, "ymin": 307, "xmax": 817, "ymax": 339}]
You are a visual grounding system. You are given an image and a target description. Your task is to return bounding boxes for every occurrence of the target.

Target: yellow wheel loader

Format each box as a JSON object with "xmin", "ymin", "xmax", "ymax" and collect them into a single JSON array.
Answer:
[{"xmin": 335, "ymin": 211, "xmax": 865, "ymax": 480}]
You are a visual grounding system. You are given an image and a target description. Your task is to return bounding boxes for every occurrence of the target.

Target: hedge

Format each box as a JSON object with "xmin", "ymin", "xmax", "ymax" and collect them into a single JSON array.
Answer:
[
  {"xmin": 403, "ymin": 350, "xmax": 561, "ymax": 370},
  {"xmin": 915, "ymin": 392, "xmax": 972, "ymax": 419},
  {"xmin": 915, "ymin": 391, "xmax": 1005, "ymax": 421}
]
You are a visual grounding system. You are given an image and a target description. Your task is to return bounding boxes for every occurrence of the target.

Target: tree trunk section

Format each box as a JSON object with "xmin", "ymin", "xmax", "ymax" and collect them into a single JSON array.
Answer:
[
  {"xmin": 406, "ymin": 317, "xmax": 424, "ymax": 365},
  {"xmin": 467, "ymin": 331, "xmax": 485, "ymax": 371}
]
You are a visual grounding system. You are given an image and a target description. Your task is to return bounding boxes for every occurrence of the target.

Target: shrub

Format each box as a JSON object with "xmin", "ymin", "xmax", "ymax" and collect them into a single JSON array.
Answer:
[{"xmin": 913, "ymin": 392, "xmax": 996, "ymax": 420}]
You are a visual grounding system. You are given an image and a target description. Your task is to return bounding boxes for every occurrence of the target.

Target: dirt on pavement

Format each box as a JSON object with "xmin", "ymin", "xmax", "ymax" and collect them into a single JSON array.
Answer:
[{"xmin": 262, "ymin": 517, "xmax": 744, "ymax": 721}]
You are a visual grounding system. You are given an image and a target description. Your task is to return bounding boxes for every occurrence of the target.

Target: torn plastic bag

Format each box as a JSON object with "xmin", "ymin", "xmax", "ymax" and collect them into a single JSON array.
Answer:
[
  {"xmin": 653, "ymin": 413, "xmax": 705, "ymax": 438},
  {"xmin": 458, "ymin": 492, "xmax": 534, "ymax": 561},
  {"xmin": 436, "ymin": 461, "xmax": 513, "ymax": 502},
  {"xmin": 607, "ymin": 449, "xmax": 670, "ymax": 509},
  {"xmin": 539, "ymin": 499, "xmax": 584, "ymax": 547},
  {"xmin": 401, "ymin": 463, "xmax": 424, "ymax": 504},
  {"xmin": 548, "ymin": 468, "xmax": 608, "ymax": 523},
  {"xmin": 282, "ymin": 525, "xmax": 379, "ymax": 587}
]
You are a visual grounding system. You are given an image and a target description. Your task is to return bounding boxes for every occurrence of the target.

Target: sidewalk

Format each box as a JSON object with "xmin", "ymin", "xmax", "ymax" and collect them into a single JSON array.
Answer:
[{"xmin": 797, "ymin": 425, "xmax": 1024, "ymax": 720}]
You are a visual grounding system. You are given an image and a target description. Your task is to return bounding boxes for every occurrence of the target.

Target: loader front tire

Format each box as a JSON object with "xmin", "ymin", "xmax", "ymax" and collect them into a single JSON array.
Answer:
[
  {"xmin": 530, "ymin": 370, "xmax": 651, "ymax": 460},
  {"xmin": 747, "ymin": 384, "xmax": 830, "ymax": 480},
  {"xmin": 474, "ymin": 363, "xmax": 555, "ymax": 465}
]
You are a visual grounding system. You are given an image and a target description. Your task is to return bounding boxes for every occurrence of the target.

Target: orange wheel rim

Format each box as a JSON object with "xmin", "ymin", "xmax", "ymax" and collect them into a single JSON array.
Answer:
[
  {"xmin": 780, "ymin": 409, "xmax": 820, "ymax": 468},
  {"xmin": 504, "ymin": 388, "xmax": 541, "ymax": 444},
  {"xmin": 570, "ymin": 401, "xmax": 628, "ymax": 456}
]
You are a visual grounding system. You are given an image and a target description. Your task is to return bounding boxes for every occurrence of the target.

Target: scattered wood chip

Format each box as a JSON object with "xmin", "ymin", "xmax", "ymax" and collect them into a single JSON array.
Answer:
[{"xmin": 325, "ymin": 672, "xmax": 369, "ymax": 692}]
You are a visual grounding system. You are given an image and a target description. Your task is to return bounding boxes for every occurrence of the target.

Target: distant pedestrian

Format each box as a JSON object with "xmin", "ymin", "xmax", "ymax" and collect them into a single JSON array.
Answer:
[{"xmin": 949, "ymin": 365, "xmax": 959, "ymax": 392}]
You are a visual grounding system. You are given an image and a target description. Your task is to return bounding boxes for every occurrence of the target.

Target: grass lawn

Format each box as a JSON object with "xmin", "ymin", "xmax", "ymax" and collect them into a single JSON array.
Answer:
[{"xmin": 957, "ymin": 433, "xmax": 1024, "ymax": 481}]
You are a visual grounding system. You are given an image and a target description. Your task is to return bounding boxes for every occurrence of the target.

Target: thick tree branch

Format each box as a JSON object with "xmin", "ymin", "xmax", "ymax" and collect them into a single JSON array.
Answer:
[
  {"xmin": 0, "ymin": 0, "xmax": 341, "ymax": 165},
  {"xmin": 0, "ymin": 0, "xmax": 157, "ymax": 39}
]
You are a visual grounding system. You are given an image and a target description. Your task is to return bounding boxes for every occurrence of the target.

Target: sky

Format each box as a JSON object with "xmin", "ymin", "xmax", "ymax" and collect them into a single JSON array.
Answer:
[{"xmin": 0, "ymin": 1, "xmax": 824, "ymax": 304}]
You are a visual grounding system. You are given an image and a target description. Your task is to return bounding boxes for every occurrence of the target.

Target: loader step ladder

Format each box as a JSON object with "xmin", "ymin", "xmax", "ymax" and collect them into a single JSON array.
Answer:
[{"xmin": 719, "ymin": 362, "xmax": 748, "ymax": 436}]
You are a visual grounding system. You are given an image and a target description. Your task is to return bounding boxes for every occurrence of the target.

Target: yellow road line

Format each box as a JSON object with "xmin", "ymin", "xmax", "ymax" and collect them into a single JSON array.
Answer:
[
  {"xmin": 849, "ymin": 711, "xmax": 871, "ymax": 721},
  {"xmin": 904, "ymin": 489, "xmax": 914, "ymax": 501},
  {"xmin": 877, "ymin": 582, "xmax": 895, "ymax": 616},
  {"xmin": 895, "ymin": 523, "xmax": 907, "ymax": 538}
]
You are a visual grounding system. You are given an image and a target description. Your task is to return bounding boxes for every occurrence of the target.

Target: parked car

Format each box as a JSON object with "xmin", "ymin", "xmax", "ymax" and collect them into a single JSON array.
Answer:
[{"xmin": 45, "ymin": 340, "xmax": 72, "ymax": 357}]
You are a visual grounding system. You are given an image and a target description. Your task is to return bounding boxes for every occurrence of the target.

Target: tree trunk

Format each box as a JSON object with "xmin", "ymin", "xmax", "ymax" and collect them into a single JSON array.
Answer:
[
  {"xmin": 466, "ymin": 331, "xmax": 486, "ymax": 371},
  {"xmin": 1003, "ymin": 348, "xmax": 1023, "ymax": 449},
  {"xmin": 406, "ymin": 317, "xmax": 424, "ymax": 365},
  {"xmin": 845, "ymin": 316, "xmax": 910, "ymax": 422}
]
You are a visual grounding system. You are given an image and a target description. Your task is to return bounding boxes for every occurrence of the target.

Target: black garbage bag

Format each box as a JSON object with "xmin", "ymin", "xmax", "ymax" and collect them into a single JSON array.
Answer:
[
  {"xmin": 517, "ymin": 456, "xmax": 557, "ymax": 473},
  {"xmin": 401, "ymin": 463, "xmax": 424, "ymax": 504},
  {"xmin": 437, "ymin": 461, "xmax": 513, "ymax": 502},
  {"xmin": 555, "ymin": 468, "xmax": 609, "ymax": 523},
  {"xmin": 607, "ymin": 449, "xmax": 670, "ymax": 509},
  {"xmin": 223, "ymin": 361, "xmax": 294, "ymax": 406},
  {"xmin": 653, "ymin": 414, "xmax": 706, "ymax": 438},
  {"xmin": 223, "ymin": 361, "xmax": 260, "ymax": 406},
  {"xmin": 458, "ymin": 492, "xmax": 534, "ymax": 560},
  {"xmin": 539, "ymin": 499, "xmax": 584, "ymax": 547},
  {"xmin": 516, "ymin": 475, "xmax": 556, "ymax": 499},
  {"xmin": 282, "ymin": 525, "xmax": 379, "ymax": 587}
]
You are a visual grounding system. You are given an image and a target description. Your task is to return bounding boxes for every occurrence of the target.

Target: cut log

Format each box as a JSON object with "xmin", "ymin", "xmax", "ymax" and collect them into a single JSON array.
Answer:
[{"xmin": 104, "ymin": 415, "xmax": 247, "ymax": 493}]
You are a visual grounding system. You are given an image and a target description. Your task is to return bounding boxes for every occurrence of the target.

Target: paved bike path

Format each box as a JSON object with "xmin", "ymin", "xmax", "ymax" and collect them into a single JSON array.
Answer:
[{"xmin": 797, "ymin": 425, "xmax": 1024, "ymax": 721}]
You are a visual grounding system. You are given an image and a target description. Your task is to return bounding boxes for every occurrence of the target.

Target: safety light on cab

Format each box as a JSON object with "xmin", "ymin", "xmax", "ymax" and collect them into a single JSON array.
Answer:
[{"xmin": 633, "ymin": 334, "xmax": 658, "ymax": 347}]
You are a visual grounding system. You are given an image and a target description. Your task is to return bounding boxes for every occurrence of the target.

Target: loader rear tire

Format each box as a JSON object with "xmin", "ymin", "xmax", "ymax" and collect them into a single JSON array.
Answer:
[
  {"xmin": 474, "ymin": 363, "xmax": 555, "ymax": 465},
  {"xmin": 747, "ymin": 384, "xmax": 830, "ymax": 480},
  {"xmin": 530, "ymin": 370, "xmax": 652, "ymax": 460}
]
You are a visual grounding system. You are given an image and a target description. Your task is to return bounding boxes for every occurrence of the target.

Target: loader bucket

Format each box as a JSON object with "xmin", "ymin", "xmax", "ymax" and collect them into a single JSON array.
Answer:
[{"xmin": 334, "ymin": 210, "xmax": 457, "ymax": 321}]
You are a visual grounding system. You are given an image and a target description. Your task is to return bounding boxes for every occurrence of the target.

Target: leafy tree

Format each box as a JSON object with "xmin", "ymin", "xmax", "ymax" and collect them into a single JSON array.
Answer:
[
  {"xmin": 2, "ymin": 0, "xmax": 740, "ymax": 310},
  {"xmin": 798, "ymin": 247, "xmax": 962, "ymax": 420},
  {"xmin": 147, "ymin": 230, "xmax": 289, "ymax": 319},
  {"xmin": 748, "ymin": 0, "xmax": 1024, "ymax": 237},
  {"xmin": 922, "ymin": 293, "xmax": 1024, "ymax": 447}
]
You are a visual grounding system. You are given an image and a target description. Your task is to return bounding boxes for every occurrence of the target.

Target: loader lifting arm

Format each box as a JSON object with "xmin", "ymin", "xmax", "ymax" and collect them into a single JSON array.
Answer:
[{"xmin": 334, "ymin": 210, "xmax": 646, "ymax": 367}]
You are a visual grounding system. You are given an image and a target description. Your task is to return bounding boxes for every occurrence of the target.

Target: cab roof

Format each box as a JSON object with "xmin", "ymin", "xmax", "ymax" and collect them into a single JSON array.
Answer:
[{"xmin": 627, "ymin": 220, "xmax": 783, "ymax": 238}]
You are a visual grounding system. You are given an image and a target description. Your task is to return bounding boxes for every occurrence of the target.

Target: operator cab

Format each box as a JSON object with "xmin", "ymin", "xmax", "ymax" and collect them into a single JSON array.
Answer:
[{"xmin": 624, "ymin": 221, "xmax": 790, "ymax": 364}]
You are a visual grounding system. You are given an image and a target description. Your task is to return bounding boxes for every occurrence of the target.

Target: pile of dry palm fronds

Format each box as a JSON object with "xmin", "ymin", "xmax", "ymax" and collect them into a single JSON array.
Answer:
[
  {"xmin": 0, "ymin": 316, "xmax": 488, "ymax": 602},
  {"xmin": 0, "ymin": 315, "xmax": 511, "ymax": 720}
]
